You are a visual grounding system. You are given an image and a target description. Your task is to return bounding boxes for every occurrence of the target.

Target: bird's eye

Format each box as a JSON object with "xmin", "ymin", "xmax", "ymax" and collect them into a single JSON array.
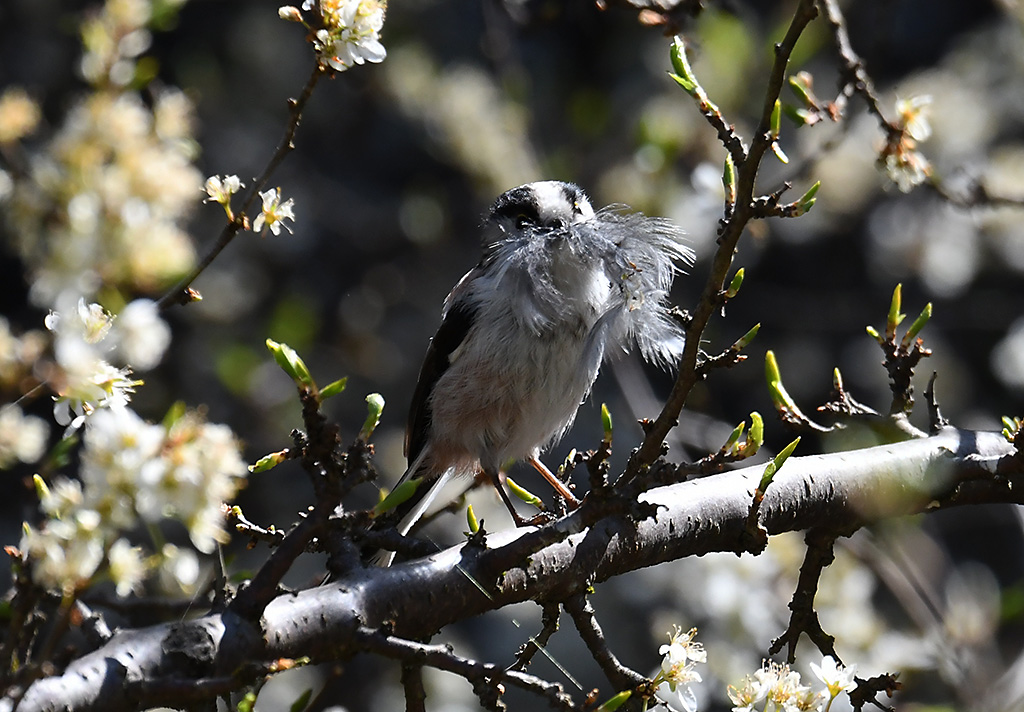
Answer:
[{"xmin": 515, "ymin": 214, "xmax": 532, "ymax": 229}]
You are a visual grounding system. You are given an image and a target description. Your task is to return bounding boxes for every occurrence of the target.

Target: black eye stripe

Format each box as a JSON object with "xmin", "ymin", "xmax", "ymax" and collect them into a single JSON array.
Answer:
[{"xmin": 489, "ymin": 186, "xmax": 539, "ymax": 224}]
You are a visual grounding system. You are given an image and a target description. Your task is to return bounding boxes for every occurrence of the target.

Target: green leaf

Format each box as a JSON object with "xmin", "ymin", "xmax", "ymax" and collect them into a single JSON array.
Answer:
[
  {"xmin": 747, "ymin": 411, "xmax": 764, "ymax": 456},
  {"xmin": 236, "ymin": 690, "xmax": 257, "ymax": 712},
  {"xmin": 886, "ymin": 284, "xmax": 905, "ymax": 339},
  {"xmin": 466, "ymin": 503, "xmax": 480, "ymax": 534},
  {"xmin": 900, "ymin": 302, "xmax": 932, "ymax": 348},
  {"xmin": 732, "ymin": 322, "xmax": 760, "ymax": 351},
  {"xmin": 595, "ymin": 690, "xmax": 631, "ymax": 711},
  {"xmin": 725, "ymin": 267, "xmax": 745, "ymax": 299},
  {"xmin": 601, "ymin": 403, "xmax": 613, "ymax": 442},
  {"xmin": 669, "ymin": 37, "xmax": 699, "ymax": 93},
  {"xmin": 266, "ymin": 338, "xmax": 314, "ymax": 388},
  {"xmin": 794, "ymin": 180, "xmax": 820, "ymax": 215},
  {"xmin": 249, "ymin": 450, "xmax": 288, "ymax": 473},
  {"xmin": 759, "ymin": 436, "xmax": 800, "ymax": 490},
  {"xmin": 320, "ymin": 377, "xmax": 348, "ymax": 399},
  {"xmin": 372, "ymin": 478, "xmax": 422, "ymax": 517},
  {"xmin": 32, "ymin": 474, "xmax": 50, "ymax": 504},
  {"xmin": 723, "ymin": 421, "xmax": 745, "ymax": 453},
  {"xmin": 161, "ymin": 401, "xmax": 187, "ymax": 429},
  {"xmin": 506, "ymin": 477, "xmax": 542, "ymax": 507},
  {"xmin": 723, "ymin": 153, "xmax": 737, "ymax": 204},
  {"xmin": 359, "ymin": 393, "xmax": 385, "ymax": 440},
  {"xmin": 765, "ymin": 350, "xmax": 782, "ymax": 385}
]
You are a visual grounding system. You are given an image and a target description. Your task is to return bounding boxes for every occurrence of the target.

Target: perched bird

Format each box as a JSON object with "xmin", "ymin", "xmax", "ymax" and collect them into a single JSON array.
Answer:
[{"xmin": 375, "ymin": 180, "xmax": 692, "ymax": 564}]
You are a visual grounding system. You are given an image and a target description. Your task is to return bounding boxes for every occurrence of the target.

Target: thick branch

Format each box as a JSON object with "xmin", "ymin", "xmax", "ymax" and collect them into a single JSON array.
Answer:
[{"xmin": 11, "ymin": 429, "xmax": 1018, "ymax": 712}]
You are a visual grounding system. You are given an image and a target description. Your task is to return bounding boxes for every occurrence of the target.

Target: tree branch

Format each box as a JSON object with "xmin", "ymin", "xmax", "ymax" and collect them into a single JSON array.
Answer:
[{"xmin": 10, "ymin": 428, "xmax": 1019, "ymax": 712}]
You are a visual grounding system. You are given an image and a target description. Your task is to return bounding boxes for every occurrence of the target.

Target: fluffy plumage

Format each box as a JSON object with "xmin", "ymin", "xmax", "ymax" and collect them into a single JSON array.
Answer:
[{"xmin": 375, "ymin": 181, "xmax": 692, "ymax": 565}]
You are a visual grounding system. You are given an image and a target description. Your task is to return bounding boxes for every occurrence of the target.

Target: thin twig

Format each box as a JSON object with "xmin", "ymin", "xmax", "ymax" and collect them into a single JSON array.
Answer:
[
  {"xmin": 626, "ymin": 0, "xmax": 820, "ymax": 476},
  {"xmin": 354, "ymin": 626, "xmax": 577, "ymax": 711},
  {"xmin": 563, "ymin": 594, "xmax": 647, "ymax": 693}
]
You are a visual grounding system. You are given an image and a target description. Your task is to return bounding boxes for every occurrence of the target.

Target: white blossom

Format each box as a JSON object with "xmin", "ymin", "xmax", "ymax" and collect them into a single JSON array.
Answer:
[
  {"xmin": 45, "ymin": 297, "xmax": 138, "ymax": 427},
  {"xmin": 309, "ymin": 0, "xmax": 387, "ymax": 72},
  {"xmin": 896, "ymin": 95, "xmax": 932, "ymax": 142},
  {"xmin": 0, "ymin": 404, "xmax": 48, "ymax": 468},
  {"xmin": 654, "ymin": 626, "xmax": 705, "ymax": 712},
  {"xmin": 810, "ymin": 655, "xmax": 857, "ymax": 699},
  {"xmin": 203, "ymin": 174, "xmax": 244, "ymax": 205},
  {"xmin": 107, "ymin": 538, "xmax": 148, "ymax": 597},
  {"xmin": 111, "ymin": 299, "xmax": 171, "ymax": 370},
  {"xmin": 252, "ymin": 187, "xmax": 296, "ymax": 236}
]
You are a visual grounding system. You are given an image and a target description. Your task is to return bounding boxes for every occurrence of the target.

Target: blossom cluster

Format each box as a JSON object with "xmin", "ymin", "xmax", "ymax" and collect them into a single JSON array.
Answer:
[
  {"xmin": 654, "ymin": 626, "xmax": 707, "ymax": 712},
  {"xmin": 22, "ymin": 405, "xmax": 246, "ymax": 597},
  {"xmin": 2, "ymin": 0, "xmax": 201, "ymax": 311},
  {"xmin": 727, "ymin": 657, "xmax": 856, "ymax": 712},
  {"xmin": 79, "ymin": 0, "xmax": 187, "ymax": 88},
  {"xmin": 279, "ymin": 0, "xmax": 387, "ymax": 72},
  {"xmin": 44, "ymin": 296, "xmax": 169, "ymax": 428},
  {"xmin": 881, "ymin": 95, "xmax": 933, "ymax": 193},
  {"xmin": 648, "ymin": 625, "xmax": 859, "ymax": 712}
]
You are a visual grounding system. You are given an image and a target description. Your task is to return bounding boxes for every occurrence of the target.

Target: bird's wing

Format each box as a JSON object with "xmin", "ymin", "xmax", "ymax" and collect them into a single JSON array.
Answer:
[{"xmin": 404, "ymin": 297, "xmax": 478, "ymax": 463}]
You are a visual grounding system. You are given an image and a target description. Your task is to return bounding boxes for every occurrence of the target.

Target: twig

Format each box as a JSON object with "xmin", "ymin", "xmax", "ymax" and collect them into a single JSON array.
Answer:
[
  {"xmin": 354, "ymin": 626, "xmax": 577, "ymax": 711},
  {"xmin": 508, "ymin": 602, "xmax": 561, "ymax": 673},
  {"xmin": 817, "ymin": 0, "xmax": 896, "ymax": 136},
  {"xmin": 563, "ymin": 594, "xmax": 647, "ymax": 693},
  {"xmin": 769, "ymin": 528, "xmax": 843, "ymax": 663},
  {"xmin": 627, "ymin": 0, "xmax": 820, "ymax": 476},
  {"xmin": 400, "ymin": 660, "xmax": 427, "ymax": 712}
]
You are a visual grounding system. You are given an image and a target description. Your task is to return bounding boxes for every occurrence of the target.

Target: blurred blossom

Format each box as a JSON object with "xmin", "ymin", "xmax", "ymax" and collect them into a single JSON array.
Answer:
[
  {"xmin": 882, "ymin": 146, "xmax": 930, "ymax": 193},
  {"xmin": 107, "ymin": 538, "xmax": 148, "ymax": 596},
  {"xmin": 867, "ymin": 201, "xmax": 979, "ymax": 297},
  {"xmin": 159, "ymin": 543, "xmax": 201, "ymax": 594},
  {"xmin": 23, "ymin": 404, "xmax": 245, "ymax": 596},
  {"xmin": 0, "ymin": 87, "xmax": 41, "ymax": 144},
  {"xmin": 895, "ymin": 95, "xmax": 933, "ymax": 142},
  {"xmin": 306, "ymin": 0, "xmax": 387, "ymax": 72},
  {"xmin": 992, "ymin": 317, "xmax": 1024, "ymax": 390},
  {"xmin": 9, "ymin": 87, "xmax": 200, "ymax": 305},
  {"xmin": 21, "ymin": 515, "xmax": 105, "ymax": 597},
  {"xmin": 7, "ymin": 10, "xmax": 200, "ymax": 308},
  {"xmin": 0, "ymin": 317, "xmax": 48, "ymax": 388},
  {"xmin": 78, "ymin": 0, "xmax": 187, "ymax": 88},
  {"xmin": 879, "ymin": 95, "xmax": 933, "ymax": 193},
  {"xmin": 0, "ymin": 404, "xmax": 48, "ymax": 469},
  {"xmin": 111, "ymin": 299, "xmax": 171, "ymax": 370}
]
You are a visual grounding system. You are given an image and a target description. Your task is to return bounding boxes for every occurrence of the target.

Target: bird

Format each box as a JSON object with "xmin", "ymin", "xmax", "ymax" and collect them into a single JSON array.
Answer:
[{"xmin": 373, "ymin": 180, "xmax": 693, "ymax": 564}]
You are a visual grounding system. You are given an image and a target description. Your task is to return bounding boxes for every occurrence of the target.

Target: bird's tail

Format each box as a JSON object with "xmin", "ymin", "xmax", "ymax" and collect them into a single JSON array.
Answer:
[{"xmin": 371, "ymin": 449, "xmax": 455, "ymax": 567}]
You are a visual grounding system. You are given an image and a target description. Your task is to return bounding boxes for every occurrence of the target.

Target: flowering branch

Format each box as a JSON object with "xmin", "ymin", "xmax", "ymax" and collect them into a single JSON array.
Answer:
[
  {"xmin": 157, "ymin": 64, "xmax": 322, "ymax": 310},
  {"xmin": 12, "ymin": 428, "xmax": 1020, "ymax": 711}
]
